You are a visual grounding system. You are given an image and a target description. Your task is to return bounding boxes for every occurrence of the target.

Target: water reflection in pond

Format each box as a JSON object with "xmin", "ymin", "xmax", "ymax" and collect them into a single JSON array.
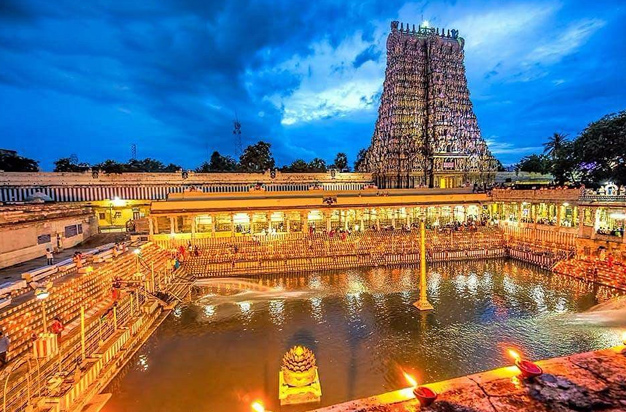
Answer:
[{"xmin": 104, "ymin": 260, "xmax": 624, "ymax": 412}]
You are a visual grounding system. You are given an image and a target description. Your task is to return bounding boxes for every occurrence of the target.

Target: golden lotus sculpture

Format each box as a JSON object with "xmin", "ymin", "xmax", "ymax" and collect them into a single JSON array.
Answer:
[
  {"xmin": 279, "ymin": 345, "xmax": 321, "ymax": 405},
  {"xmin": 282, "ymin": 345, "xmax": 317, "ymax": 387}
]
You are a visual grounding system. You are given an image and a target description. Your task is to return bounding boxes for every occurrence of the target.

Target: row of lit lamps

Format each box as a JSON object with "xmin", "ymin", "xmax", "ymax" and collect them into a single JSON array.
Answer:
[{"xmin": 249, "ymin": 335, "xmax": 626, "ymax": 411}]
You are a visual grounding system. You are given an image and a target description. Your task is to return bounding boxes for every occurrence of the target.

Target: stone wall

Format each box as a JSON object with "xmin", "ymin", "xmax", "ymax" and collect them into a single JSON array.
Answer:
[
  {"xmin": 313, "ymin": 346, "xmax": 626, "ymax": 412},
  {"xmin": 0, "ymin": 170, "xmax": 373, "ymax": 186},
  {"xmin": 0, "ymin": 205, "xmax": 95, "ymax": 268}
]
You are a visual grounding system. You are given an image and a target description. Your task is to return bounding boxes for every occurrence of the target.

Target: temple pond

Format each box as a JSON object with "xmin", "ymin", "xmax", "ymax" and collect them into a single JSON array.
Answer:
[{"xmin": 103, "ymin": 260, "xmax": 624, "ymax": 412}]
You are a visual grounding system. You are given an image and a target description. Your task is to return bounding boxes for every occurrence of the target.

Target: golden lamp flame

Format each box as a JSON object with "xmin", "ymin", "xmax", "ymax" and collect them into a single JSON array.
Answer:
[
  {"xmin": 507, "ymin": 349, "xmax": 521, "ymax": 361},
  {"xmin": 622, "ymin": 331, "xmax": 626, "ymax": 344},
  {"xmin": 251, "ymin": 401, "xmax": 265, "ymax": 412},
  {"xmin": 403, "ymin": 371, "xmax": 418, "ymax": 388}
]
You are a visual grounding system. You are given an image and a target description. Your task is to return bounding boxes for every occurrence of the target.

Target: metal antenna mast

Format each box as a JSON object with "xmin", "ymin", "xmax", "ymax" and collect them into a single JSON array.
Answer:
[
  {"xmin": 131, "ymin": 143, "xmax": 137, "ymax": 160},
  {"xmin": 233, "ymin": 113, "xmax": 242, "ymax": 158}
]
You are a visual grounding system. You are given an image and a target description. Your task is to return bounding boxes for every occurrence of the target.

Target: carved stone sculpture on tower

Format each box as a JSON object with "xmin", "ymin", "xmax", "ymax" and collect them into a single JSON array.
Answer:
[{"xmin": 361, "ymin": 21, "xmax": 498, "ymax": 188}]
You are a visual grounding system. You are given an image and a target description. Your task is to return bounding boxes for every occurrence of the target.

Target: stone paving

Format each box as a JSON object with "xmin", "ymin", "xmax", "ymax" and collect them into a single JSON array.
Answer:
[
  {"xmin": 313, "ymin": 347, "xmax": 626, "ymax": 412},
  {"xmin": 0, "ymin": 232, "xmax": 126, "ymax": 284}
]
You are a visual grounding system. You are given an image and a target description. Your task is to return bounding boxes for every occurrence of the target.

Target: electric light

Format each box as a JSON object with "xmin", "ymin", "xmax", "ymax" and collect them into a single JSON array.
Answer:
[
  {"xmin": 563, "ymin": 202, "xmax": 569, "ymax": 207},
  {"xmin": 111, "ymin": 196, "xmax": 126, "ymax": 207},
  {"xmin": 35, "ymin": 288, "xmax": 49, "ymax": 300},
  {"xmin": 422, "ymin": 20, "xmax": 430, "ymax": 27},
  {"xmin": 133, "ymin": 248, "xmax": 141, "ymax": 255}
]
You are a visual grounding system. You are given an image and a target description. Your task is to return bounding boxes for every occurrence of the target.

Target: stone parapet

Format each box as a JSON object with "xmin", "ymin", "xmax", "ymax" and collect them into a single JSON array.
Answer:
[
  {"xmin": 491, "ymin": 188, "xmax": 584, "ymax": 203},
  {"xmin": 0, "ymin": 170, "xmax": 373, "ymax": 187},
  {"xmin": 313, "ymin": 346, "xmax": 626, "ymax": 412}
]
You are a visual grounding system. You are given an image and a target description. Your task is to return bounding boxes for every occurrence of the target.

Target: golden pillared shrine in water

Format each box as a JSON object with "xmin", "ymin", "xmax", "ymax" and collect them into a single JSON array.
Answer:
[{"xmin": 363, "ymin": 21, "xmax": 498, "ymax": 189}]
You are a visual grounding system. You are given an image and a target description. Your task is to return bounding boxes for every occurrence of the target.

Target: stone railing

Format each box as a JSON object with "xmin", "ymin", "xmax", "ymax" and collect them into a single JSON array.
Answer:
[
  {"xmin": 0, "ymin": 170, "xmax": 373, "ymax": 186},
  {"xmin": 490, "ymin": 188, "xmax": 583, "ymax": 203},
  {"xmin": 580, "ymin": 194, "xmax": 626, "ymax": 203}
]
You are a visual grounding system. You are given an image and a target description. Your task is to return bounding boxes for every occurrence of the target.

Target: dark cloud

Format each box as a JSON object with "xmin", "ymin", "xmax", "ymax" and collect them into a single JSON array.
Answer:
[
  {"xmin": 353, "ymin": 45, "xmax": 382, "ymax": 68},
  {"xmin": 0, "ymin": 0, "xmax": 624, "ymax": 169}
]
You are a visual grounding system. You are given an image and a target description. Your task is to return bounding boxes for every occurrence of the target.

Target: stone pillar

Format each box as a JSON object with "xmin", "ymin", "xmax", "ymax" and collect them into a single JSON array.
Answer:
[
  {"xmin": 169, "ymin": 216, "xmax": 175, "ymax": 234},
  {"xmin": 326, "ymin": 211, "xmax": 332, "ymax": 232},
  {"xmin": 191, "ymin": 215, "xmax": 196, "ymax": 238},
  {"xmin": 376, "ymin": 208, "xmax": 381, "ymax": 231},
  {"xmin": 344, "ymin": 210, "xmax": 349, "ymax": 231},
  {"xmin": 407, "ymin": 209, "xmax": 412, "ymax": 227},
  {"xmin": 359, "ymin": 211, "xmax": 364, "ymax": 232},
  {"xmin": 286, "ymin": 214, "xmax": 291, "ymax": 233},
  {"xmin": 391, "ymin": 209, "xmax": 396, "ymax": 228},
  {"xmin": 556, "ymin": 204, "xmax": 562, "ymax": 227},
  {"xmin": 266, "ymin": 212, "xmax": 272, "ymax": 232},
  {"xmin": 300, "ymin": 211, "xmax": 308, "ymax": 233},
  {"xmin": 210, "ymin": 214, "xmax": 216, "ymax": 237},
  {"xmin": 149, "ymin": 217, "xmax": 156, "ymax": 235},
  {"xmin": 230, "ymin": 213, "xmax": 235, "ymax": 236},
  {"xmin": 578, "ymin": 207, "xmax": 585, "ymax": 237}
]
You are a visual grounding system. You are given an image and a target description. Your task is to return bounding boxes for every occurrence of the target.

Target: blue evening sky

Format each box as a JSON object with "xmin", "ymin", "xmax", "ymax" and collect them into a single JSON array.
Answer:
[{"xmin": 0, "ymin": 0, "xmax": 624, "ymax": 170}]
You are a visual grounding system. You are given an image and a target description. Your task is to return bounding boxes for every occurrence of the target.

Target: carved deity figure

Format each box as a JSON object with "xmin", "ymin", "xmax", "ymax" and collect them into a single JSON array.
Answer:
[{"xmin": 361, "ymin": 21, "xmax": 497, "ymax": 188}]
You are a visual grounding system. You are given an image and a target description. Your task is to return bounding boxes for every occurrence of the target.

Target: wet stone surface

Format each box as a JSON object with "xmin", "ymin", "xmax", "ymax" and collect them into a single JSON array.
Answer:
[{"xmin": 314, "ymin": 348, "xmax": 626, "ymax": 412}]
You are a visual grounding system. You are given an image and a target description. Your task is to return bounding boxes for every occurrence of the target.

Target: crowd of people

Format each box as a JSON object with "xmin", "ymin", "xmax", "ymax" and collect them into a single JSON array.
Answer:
[
  {"xmin": 597, "ymin": 227, "xmax": 624, "ymax": 237},
  {"xmin": 179, "ymin": 227, "xmax": 507, "ymax": 276},
  {"xmin": 553, "ymin": 253, "xmax": 626, "ymax": 289}
]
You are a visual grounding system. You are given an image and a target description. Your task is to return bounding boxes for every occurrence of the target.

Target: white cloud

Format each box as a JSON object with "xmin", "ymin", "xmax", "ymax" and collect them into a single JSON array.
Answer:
[
  {"xmin": 528, "ymin": 18, "xmax": 605, "ymax": 64},
  {"xmin": 246, "ymin": 28, "xmax": 387, "ymax": 126},
  {"xmin": 485, "ymin": 137, "xmax": 542, "ymax": 155},
  {"xmin": 244, "ymin": 1, "xmax": 607, "ymax": 127}
]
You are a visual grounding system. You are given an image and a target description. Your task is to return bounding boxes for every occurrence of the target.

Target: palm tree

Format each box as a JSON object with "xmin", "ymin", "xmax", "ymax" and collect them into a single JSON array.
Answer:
[{"xmin": 543, "ymin": 133, "xmax": 568, "ymax": 158}]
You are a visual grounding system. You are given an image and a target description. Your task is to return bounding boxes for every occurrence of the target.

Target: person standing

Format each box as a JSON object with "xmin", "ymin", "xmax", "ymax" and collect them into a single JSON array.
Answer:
[
  {"xmin": 0, "ymin": 331, "xmax": 9, "ymax": 366},
  {"xmin": 50, "ymin": 317, "xmax": 65, "ymax": 339},
  {"xmin": 45, "ymin": 248, "xmax": 54, "ymax": 265}
]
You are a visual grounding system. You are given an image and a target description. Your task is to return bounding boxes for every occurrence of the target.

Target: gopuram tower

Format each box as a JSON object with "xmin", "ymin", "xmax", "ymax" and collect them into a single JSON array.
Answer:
[{"xmin": 363, "ymin": 21, "xmax": 498, "ymax": 189}]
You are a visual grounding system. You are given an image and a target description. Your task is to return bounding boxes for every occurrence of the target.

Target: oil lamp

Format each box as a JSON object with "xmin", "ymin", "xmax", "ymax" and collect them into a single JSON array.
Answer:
[
  {"xmin": 508, "ymin": 349, "xmax": 543, "ymax": 379},
  {"xmin": 251, "ymin": 401, "xmax": 270, "ymax": 412},
  {"xmin": 403, "ymin": 372, "xmax": 438, "ymax": 407}
]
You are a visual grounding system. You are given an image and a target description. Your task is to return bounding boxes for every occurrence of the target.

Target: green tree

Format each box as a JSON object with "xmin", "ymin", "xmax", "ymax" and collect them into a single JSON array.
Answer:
[
  {"xmin": 238, "ymin": 141, "xmax": 275, "ymax": 172},
  {"xmin": 126, "ymin": 158, "xmax": 166, "ymax": 172},
  {"xmin": 0, "ymin": 151, "xmax": 39, "ymax": 172},
  {"xmin": 541, "ymin": 133, "xmax": 575, "ymax": 185},
  {"xmin": 574, "ymin": 110, "xmax": 626, "ymax": 185},
  {"xmin": 162, "ymin": 163, "xmax": 181, "ymax": 172},
  {"xmin": 495, "ymin": 159, "xmax": 506, "ymax": 172},
  {"xmin": 94, "ymin": 158, "xmax": 181, "ymax": 173},
  {"xmin": 93, "ymin": 160, "xmax": 128, "ymax": 174},
  {"xmin": 354, "ymin": 148, "xmax": 368, "ymax": 171},
  {"xmin": 308, "ymin": 158, "xmax": 327, "ymax": 172},
  {"xmin": 197, "ymin": 151, "xmax": 237, "ymax": 172},
  {"xmin": 517, "ymin": 154, "xmax": 551, "ymax": 174},
  {"xmin": 543, "ymin": 132, "xmax": 568, "ymax": 158},
  {"xmin": 333, "ymin": 152, "xmax": 349, "ymax": 171},
  {"xmin": 53, "ymin": 157, "xmax": 90, "ymax": 172},
  {"xmin": 281, "ymin": 159, "xmax": 310, "ymax": 173}
]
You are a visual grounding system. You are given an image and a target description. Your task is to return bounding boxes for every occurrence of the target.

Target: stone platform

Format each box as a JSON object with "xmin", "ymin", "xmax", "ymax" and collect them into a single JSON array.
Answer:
[{"xmin": 312, "ymin": 346, "xmax": 626, "ymax": 412}]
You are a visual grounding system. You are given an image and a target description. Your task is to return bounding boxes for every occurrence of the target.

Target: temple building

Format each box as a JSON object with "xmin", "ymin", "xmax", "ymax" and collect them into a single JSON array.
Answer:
[{"xmin": 363, "ymin": 21, "xmax": 497, "ymax": 189}]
